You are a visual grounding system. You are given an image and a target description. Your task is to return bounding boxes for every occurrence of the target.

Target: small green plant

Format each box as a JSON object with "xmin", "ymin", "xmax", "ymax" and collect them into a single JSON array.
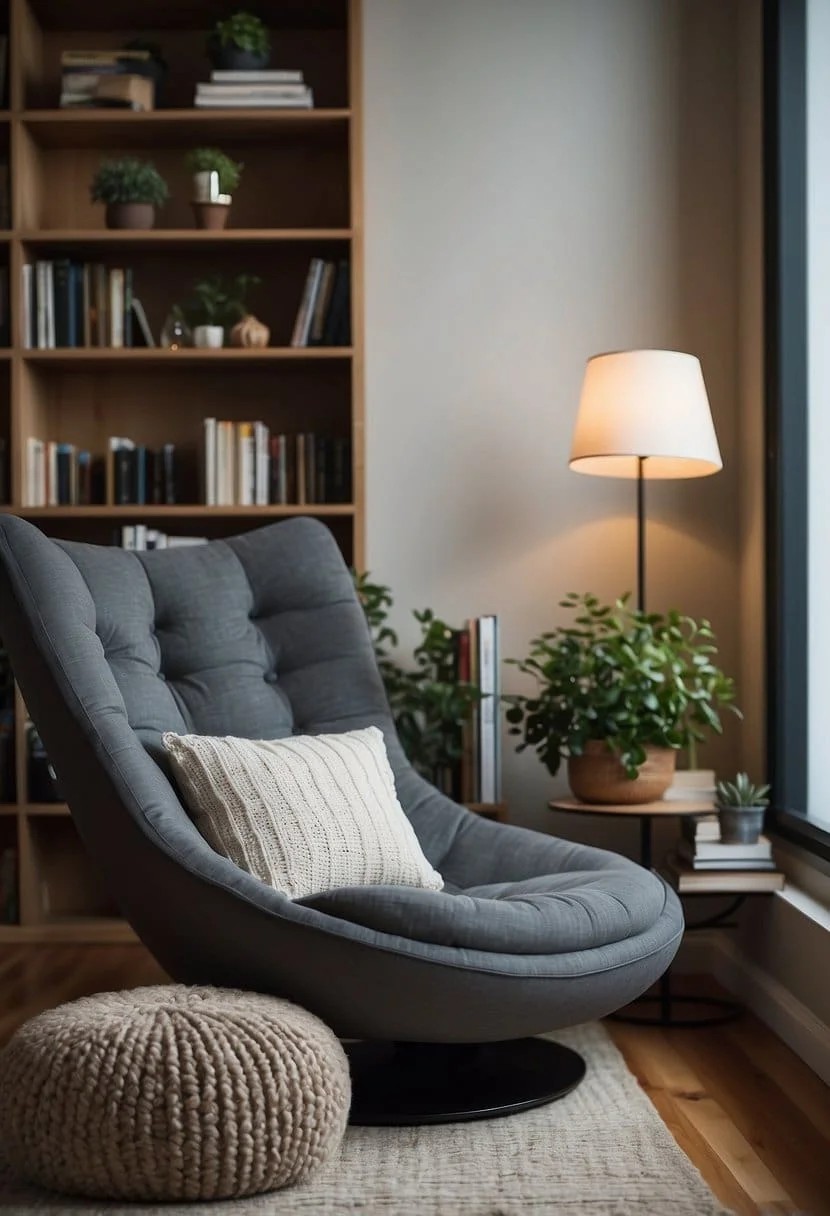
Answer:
[
  {"xmin": 715, "ymin": 772, "xmax": 770, "ymax": 808},
  {"xmin": 184, "ymin": 273, "xmax": 260, "ymax": 329},
  {"xmin": 354, "ymin": 572, "xmax": 482, "ymax": 788},
  {"xmin": 89, "ymin": 158, "xmax": 169, "ymax": 207},
  {"xmin": 211, "ymin": 11, "xmax": 270, "ymax": 55},
  {"xmin": 185, "ymin": 147, "xmax": 243, "ymax": 195},
  {"xmin": 506, "ymin": 593, "xmax": 740, "ymax": 779}
]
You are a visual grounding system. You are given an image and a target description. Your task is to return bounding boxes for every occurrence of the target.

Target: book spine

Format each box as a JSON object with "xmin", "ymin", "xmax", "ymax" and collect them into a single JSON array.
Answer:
[
  {"xmin": 255, "ymin": 421, "xmax": 269, "ymax": 506},
  {"xmin": 21, "ymin": 264, "xmax": 32, "ymax": 349},
  {"xmin": 53, "ymin": 258, "xmax": 72, "ymax": 347},
  {"xmin": 237, "ymin": 423, "xmax": 254, "ymax": 506},
  {"xmin": 123, "ymin": 268, "xmax": 133, "ymax": 347},
  {"xmin": 109, "ymin": 268, "xmax": 124, "ymax": 348},
  {"xmin": 162, "ymin": 443, "xmax": 175, "ymax": 504},
  {"xmin": 296, "ymin": 433, "xmax": 306, "ymax": 504},
  {"xmin": 290, "ymin": 258, "xmax": 325, "ymax": 347},
  {"xmin": 203, "ymin": 418, "xmax": 217, "ymax": 506}
]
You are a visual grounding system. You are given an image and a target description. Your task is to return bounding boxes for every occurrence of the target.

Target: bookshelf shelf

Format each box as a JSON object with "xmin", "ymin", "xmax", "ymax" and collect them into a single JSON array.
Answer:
[
  {"xmin": 22, "ymin": 109, "xmax": 352, "ymax": 149},
  {"xmin": 23, "ymin": 347, "xmax": 354, "ymax": 365},
  {"xmin": 20, "ymin": 229, "xmax": 354, "ymax": 246},
  {"xmin": 8, "ymin": 504, "xmax": 356, "ymax": 519},
  {"xmin": 0, "ymin": 0, "xmax": 365, "ymax": 943}
]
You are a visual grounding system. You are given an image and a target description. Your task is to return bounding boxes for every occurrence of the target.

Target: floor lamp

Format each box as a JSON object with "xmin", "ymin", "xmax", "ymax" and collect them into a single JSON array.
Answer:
[{"xmin": 568, "ymin": 350, "xmax": 722, "ymax": 612}]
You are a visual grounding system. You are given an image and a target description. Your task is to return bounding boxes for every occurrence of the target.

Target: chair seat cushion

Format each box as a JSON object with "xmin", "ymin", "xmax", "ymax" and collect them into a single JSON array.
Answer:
[{"xmin": 298, "ymin": 861, "xmax": 669, "ymax": 955}]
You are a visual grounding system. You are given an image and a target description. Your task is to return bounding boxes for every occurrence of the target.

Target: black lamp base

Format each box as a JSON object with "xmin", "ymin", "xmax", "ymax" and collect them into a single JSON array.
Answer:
[{"xmin": 345, "ymin": 1037, "xmax": 586, "ymax": 1127}]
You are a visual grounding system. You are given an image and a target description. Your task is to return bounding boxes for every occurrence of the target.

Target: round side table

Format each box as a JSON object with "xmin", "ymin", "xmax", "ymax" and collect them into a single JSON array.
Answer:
[{"xmin": 548, "ymin": 797, "xmax": 743, "ymax": 1028}]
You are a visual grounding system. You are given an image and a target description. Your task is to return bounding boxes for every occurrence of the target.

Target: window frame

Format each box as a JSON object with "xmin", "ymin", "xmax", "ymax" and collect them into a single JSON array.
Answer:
[{"xmin": 764, "ymin": 0, "xmax": 830, "ymax": 861}]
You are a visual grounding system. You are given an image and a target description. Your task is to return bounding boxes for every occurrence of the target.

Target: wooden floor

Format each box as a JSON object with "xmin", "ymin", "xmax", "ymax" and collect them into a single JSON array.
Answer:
[{"xmin": 0, "ymin": 946, "xmax": 828, "ymax": 1215}]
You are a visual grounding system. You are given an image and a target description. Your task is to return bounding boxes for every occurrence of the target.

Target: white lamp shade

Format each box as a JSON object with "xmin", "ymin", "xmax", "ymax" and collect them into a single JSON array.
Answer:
[{"xmin": 569, "ymin": 349, "xmax": 722, "ymax": 479}]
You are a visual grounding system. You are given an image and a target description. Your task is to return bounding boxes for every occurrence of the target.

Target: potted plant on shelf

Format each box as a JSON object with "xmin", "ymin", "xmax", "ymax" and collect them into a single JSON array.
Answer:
[
  {"xmin": 207, "ymin": 12, "xmax": 271, "ymax": 71},
  {"xmin": 90, "ymin": 158, "xmax": 169, "ymax": 230},
  {"xmin": 354, "ymin": 573, "xmax": 482, "ymax": 796},
  {"xmin": 506, "ymin": 593, "xmax": 740, "ymax": 806},
  {"xmin": 715, "ymin": 772, "xmax": 770, "ymax": 844},
  {"xmin": 185, "ymin": 273, "xmax": 261, "ymax": 348},
  {"xmin": 184, "ymin": 148, "xmax": 243, "ymax": 230}
]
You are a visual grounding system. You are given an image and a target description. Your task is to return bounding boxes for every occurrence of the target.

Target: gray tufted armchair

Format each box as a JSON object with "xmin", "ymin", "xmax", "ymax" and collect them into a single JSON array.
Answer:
[{"xmin": 0, "ymin": 516, "xmax": 682, "ymax": 1123}]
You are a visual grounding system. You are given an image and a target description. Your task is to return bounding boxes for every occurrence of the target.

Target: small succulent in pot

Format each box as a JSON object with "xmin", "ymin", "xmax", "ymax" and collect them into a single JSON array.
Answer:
[
  {"xmin": 715, "ymin": 772, "xmax": 770, "ymax": 844},
  {"xmin": 90, "ymin": 158, "xmax": 169, "ymax": 230},
  {"xmin": 184, "ymin": 147, "xmax": 243, "ymax": 230},
  {"xmin": 207, "ymin": 11, "xmax": 271, "ymax": 71}
]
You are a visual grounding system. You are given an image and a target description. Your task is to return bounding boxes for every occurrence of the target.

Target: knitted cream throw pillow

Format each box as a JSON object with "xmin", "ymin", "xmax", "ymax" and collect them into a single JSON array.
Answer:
[{"xmin": 163, "ymin": 725, "xmax": 443, "ymax": 899}]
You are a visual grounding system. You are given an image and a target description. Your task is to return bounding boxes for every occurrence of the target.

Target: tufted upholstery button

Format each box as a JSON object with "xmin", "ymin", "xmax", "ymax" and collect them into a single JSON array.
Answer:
[{"xmin": 264, "ymin": 672, "xmax": 277, "ymax": 685}]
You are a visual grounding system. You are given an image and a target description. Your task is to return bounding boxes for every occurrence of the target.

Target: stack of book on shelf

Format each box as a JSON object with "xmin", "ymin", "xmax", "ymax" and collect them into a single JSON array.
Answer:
[
  {"xmin": 203, "ymin": 422, "xmax": 351, "ymax": 506},
  {"xmin": 60, "ymin": 49, "xmax": 155, "ymax": 110},
  {"xmin": 291, "ymin": 260, "xmax": 350, "ymax": 347},
  {"xmin": 109, "ymin": 439, "xmax": 178, "ymax": 506},
  {"xmin": 22, "ymin": 260, "xmax": 154, "ymax": 349},
  {"xmin": 0, "ymin": 846, "xmax": 17, "ymax": 925},
  {"xmin": 664, "ymin": 814, "xmax": 784, "ymax": 891},
  {"xmin": 193, "ymin": 68, "xmax": 313, "ymax": 109},
  {"xmin": 25, "ymin": 440, "xmax": 98, "ymax": 507},
  {"xmin": 119, "ymin": 527, "xmax": 207, "ymax": 551}
]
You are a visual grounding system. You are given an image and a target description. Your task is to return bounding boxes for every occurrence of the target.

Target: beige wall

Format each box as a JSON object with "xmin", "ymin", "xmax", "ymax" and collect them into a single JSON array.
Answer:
[{"xmin": 363, "ymin": 0, "xmax": 745, "ymax": 849}]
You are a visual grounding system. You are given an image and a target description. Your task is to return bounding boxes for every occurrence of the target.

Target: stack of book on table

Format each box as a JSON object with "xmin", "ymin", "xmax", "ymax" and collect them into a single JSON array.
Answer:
[
  {"xmin": 193, "ymin": 69, "xmax": 313, "ymax": 109},
  {"xmin": 60, "ymin": 49, "xmax": 155, "ymax": 110},
  {"xmin": 664, "ymin": 814, "xmax": 784, "ymax": 892}
]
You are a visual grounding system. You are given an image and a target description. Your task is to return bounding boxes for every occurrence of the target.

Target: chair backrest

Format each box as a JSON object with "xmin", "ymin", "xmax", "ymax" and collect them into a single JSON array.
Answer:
[{"xmin": 0, "ymin": 516, "xmax": 465, "ymax": 964}]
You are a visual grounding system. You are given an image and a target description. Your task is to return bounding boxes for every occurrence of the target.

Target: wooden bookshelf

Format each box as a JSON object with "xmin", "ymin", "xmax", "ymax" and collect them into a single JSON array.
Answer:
[{"xmin": 0, "ymin": 0, "xmax": 364, "ymax": 942}]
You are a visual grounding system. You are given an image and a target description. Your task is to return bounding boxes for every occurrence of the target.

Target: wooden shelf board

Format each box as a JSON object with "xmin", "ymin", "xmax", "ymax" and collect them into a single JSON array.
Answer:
[
  {"xmin": 5, "ymin": 504, "xmax": 355, "ymax": 519},
  {"xmin": 23, "ymin": 347, "xmax": 353, "ymax": 365},
  {"xmin": 0, "ymin": 804, "xmax": 17, "ymax": 816},
  {"xmin": 0, "ymin": 919, "xmax": 137, "ymax": 943},
  {"xmin": 24, "ymin": 802, "xmax": 70, "ymax": 816},
  {"xmin": 21, "ymin": 109, "xmax": 351, "ymax": 149},
  {"xmin": 20, "ymin": 228, "xmax": 353, "ymax": 246}
]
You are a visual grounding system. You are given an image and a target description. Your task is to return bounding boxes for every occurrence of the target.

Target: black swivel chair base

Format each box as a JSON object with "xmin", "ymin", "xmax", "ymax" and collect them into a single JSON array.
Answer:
[{"xmin": 345, "ymin": 1037, "xmax": 586, "ymax": 1126}]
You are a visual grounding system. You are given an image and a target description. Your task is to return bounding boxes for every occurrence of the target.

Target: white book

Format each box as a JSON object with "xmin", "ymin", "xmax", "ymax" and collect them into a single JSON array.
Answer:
[
  {"xmin": 45, "ymin": 262, "xmax": 55, "ymax": 349},
  {"xmin": 109, "ymin": 268, "xmax": 124, "ymax": 348},
  {"xmin": 196, "ymin": 82, "xmax": 307, "ymax": 97},
  {"xmin": 21, "ymin": 264, "xmax": 32, "ymax": 349},
  {"xmin": 25, "ymin": 437, "xmax": 44, "ymax": 507},
  {"xmin": 237, "ymin": 424, "xmax": 255, "ymax": 506},
  {"xmin": 134, "ymin": 524, "xmax": 148, "ymax": 551},
  {"xmin": 254, "ymin": 421, "xmax": 269, "ymax": 506},
  {"xmin": 478, "ymin": 615, "xmax": 499, "ymax": 804},
  {"xmin": 35, "ymin": 261, "xmax": 48, "ymax": 349},
  {"xmin": 193, "ymin": 93, "xmax": 313, "ymax": 109},
  {"xmin": 217, "ymin": 421, "xmax": 235, "ymax": 506},
  {"xmin": 291, "ymin": 258, "xmax": 325, "ymax": 347},
  {"xmin": 121, "ymin": 525, "xmax": 135, "ymax": 550},
  {"xmin": 46, "ymin": 440, "xmax": 58, "ymax": 507},
  {"xmin": 203, "ymin": 417, "xmax": 217, "ymax": 506},
  {"xmin": 210, "ymin": 69, "xmax": 303, "ymax": 84},
  {"xmin": 167, "ymin": 536, "xmax": 208, "ymax": 547},
  {"xmin": 678, "ymin": 835, "xmax": 772, "ymax": 863}
]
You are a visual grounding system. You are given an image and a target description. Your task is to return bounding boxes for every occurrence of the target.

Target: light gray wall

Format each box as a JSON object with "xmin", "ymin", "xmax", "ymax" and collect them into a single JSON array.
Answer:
[{"xmin": 363, "ymin": 0, "xmax": 743, "ymax": 850}]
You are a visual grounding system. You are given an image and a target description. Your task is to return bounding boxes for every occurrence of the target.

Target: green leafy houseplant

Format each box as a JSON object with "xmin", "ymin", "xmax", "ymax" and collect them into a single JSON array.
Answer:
[
  {"xmin": 185, "ymin": 148, "xmax": 243, "ymax": 196},
  {"xmin": 185, "ymin": 274, "xmax": 260, "ymax": 330},
  {"xmin": 90, "ymin": 158, "xmax": 169, "ymax": 207},
  {"xmin": 354, "ymin": 573, "xmax": 482, "ymax": 791},
  {"xmin": 506, "ymin": 593, "xmax": 740, "ymax": 798},
  {"xmin": 209, "ymin": 11, "xmax": 270, "ymax": 59}
]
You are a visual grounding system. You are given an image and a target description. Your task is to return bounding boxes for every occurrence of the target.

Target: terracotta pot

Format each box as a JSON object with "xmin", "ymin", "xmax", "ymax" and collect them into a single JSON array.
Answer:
[
  {"xmin": 105, "ymin": 202, "xmax": 155, "ymax": 230},
  {"xmin": 567, "ymin": 740, "xmax": 676, "ymax": 805},
  {"xmin": 191, "ymin": 202, "xmax": 231, "ymax": 230}
]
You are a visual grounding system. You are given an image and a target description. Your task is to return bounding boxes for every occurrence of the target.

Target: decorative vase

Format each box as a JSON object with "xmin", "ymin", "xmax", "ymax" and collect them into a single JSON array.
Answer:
[
  {"xmin": 160, "ymin": 312, "xmax": 192, "ymax": 350},
  {"xmin": 718, "ymin": 806, "xmax": 765, "ymax": 845},
  {"xmin": 230, "ymin": 314, "xmax": 270, "ymax": 348},
  {"xmin": 105, "ymin": 202, "xmax": 155, "ymax": 230},
  {"xmin": 193, "ymin": 324, "xmax": 225, "ymax": 349},
  {"xmin": 207, "ymin": 42, "xmax": 270, "ymax": 72},
  {"xmin": 567, "ymin": 740, "xmax": 676, "ymax": 805}
]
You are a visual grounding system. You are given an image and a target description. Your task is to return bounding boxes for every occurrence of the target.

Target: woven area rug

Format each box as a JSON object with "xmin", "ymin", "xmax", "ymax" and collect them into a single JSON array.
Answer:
[{"xmin": 0, "ymin": 1022, "xmax": 730, "ymax": 1216}]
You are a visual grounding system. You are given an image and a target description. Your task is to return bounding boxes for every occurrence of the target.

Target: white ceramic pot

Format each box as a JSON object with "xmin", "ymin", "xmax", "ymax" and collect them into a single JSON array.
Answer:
[{"xmin": 193, "ymin": 324, "xmax": 224, "ymax": 349}]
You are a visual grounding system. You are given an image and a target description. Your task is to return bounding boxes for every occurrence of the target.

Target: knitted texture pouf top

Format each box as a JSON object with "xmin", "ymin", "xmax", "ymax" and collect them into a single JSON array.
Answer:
[{"xmin": 0, "ymin": 985, "xmax": 351, "ymax": 1202}]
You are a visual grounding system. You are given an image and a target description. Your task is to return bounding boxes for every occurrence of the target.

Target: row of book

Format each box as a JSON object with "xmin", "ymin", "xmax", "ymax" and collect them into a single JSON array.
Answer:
[
  {"xmin": 22, "ymin": 260, "xmax": 155, "ymax": 350},
  {"xmin": 59, "ymin": 48, "xmax": 155, "ymax": 111},
  {"xmin": 194, "ymin": 68, "xmax": 313, "ymax": 110},
  {"xmin": 25, "ymin": 438, "xmax": 178, "ymax": 507},
  {"xmin": 291, "ymin": 259, "xmax": 351, "ymax": 347},
  {"xmin": 204, "ymin": 422, "xmax": 351, "ymax": 506}
]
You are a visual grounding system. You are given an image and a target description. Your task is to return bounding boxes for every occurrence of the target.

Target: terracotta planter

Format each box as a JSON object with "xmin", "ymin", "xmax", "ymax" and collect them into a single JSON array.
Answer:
[
  {"xmin": 567, "ymin": 740, "xmax": 676, "ymax": 805},
  {"xmin": 191, "ymin": 202, "xmax": 231, "ymax": 230},
  {"xmin": 105, "ymin": 202, "xmax": 155, "ymax": 230}
]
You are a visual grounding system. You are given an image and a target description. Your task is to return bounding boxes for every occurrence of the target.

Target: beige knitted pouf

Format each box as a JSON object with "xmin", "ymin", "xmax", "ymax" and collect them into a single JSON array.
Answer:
[{"xmin": 0, "ymin": 985, "xmax": 351, "ymax": 1202}]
